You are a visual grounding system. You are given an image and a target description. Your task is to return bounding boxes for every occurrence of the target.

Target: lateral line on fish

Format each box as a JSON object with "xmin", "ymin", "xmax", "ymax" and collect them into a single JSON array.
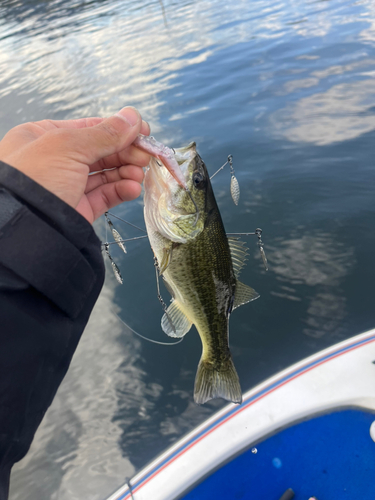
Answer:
[{"xmin": 112, "ymin": 308, "xmax": 183, "ymax": 346}]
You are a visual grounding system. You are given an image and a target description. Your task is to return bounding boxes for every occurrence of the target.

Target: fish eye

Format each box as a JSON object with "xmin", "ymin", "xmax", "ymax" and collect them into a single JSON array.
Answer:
[{"xmin": 193, "ymin": 171, "xmax": 205, "ymax": 189}]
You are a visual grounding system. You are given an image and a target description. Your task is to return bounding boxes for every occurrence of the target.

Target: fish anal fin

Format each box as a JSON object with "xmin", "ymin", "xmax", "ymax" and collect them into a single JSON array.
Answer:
[
  {"xmin": 194, "ymin": 357, "xmax": 242, "ymax": 405},
  {"xmin": 161, "ymin": 300, "xmax": 192, "ymax": 338},
  {"xmin": 228, "ymin": 237, "xmax": 248, "ymax": 278},
  {"xmin": 233, "ymin": 280, "xmax": 260, "ymax": 310}
]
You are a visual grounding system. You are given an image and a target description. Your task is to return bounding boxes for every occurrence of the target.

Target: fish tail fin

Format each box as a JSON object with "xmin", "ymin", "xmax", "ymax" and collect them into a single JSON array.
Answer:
[{"xmin": 194, "ymin": 357, "xmax": 242, "ymax": 405}]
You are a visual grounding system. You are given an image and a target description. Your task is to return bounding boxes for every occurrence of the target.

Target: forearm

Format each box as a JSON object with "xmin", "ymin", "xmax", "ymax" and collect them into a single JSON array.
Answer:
[{"xmin": 0, "ymin": 162, "xmax": 105, "ymax": 499}]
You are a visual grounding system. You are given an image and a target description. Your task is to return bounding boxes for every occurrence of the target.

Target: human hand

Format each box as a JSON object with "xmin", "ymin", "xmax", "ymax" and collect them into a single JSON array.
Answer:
[{"xmin": 0, "ymin": 107, "xmax": 150, "ymax": 223}]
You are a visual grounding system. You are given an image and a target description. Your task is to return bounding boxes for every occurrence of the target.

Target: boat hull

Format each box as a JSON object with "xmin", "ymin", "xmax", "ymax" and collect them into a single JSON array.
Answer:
[{"xmin": 106, "ymin": 330, "xmax": 375, "ymax": 500}]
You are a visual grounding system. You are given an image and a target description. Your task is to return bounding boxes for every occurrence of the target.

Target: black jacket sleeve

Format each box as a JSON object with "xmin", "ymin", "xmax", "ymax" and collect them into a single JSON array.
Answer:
[{"xmin": 0, "ymin": 162, "xmax": 105, "ymax": 500}]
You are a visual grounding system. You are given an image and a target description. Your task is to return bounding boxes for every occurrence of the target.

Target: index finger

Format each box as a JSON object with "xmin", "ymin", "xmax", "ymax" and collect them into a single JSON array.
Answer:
[
  {"xmin": 32, "ymin": 117, "xmax": 105, "ymax": 131},
  {"xmin": 34, "ymin": 117, "xmax": 150, "ymax": 133}
]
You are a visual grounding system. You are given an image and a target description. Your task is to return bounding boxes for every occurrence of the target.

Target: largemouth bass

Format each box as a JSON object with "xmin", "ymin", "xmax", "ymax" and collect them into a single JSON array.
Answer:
[{"xmin": 143, "ymin": 142, "xmax": 259, "ymax": 404}]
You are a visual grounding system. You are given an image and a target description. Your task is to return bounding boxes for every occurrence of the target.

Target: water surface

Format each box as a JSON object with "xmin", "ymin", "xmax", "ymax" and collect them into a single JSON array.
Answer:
[{"xmin": 1, "ymin": 0, "xmax": 375, "ymax": 498}]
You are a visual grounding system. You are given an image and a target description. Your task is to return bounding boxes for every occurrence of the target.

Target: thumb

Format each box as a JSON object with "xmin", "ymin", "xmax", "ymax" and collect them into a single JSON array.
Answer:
[{"xmin": 74, "ymin": 107, "xmax": 142, "ymax": 164}]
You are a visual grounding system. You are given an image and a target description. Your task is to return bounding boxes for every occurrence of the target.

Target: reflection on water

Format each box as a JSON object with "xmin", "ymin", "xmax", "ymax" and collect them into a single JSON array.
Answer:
[
  {"xmin": 269, "ymin": 232, "xmax": 355, "ymax": 338},
  {"xmin": 270, "ymin": 233, "xmax": 354, "ymax": 287},
  {"xmin": 273, "ymin": 78, "xmax": 375, "ymax": 145},
  {"xmin": 2, "ymin": 0, "xmax": 375, "ymax": 498}
]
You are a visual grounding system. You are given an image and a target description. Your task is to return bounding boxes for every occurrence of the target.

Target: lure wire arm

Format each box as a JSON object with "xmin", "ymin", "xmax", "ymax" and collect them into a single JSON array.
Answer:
[
  {"xmin": 227, "ymin": 228, "xmax": 268, "ymax": 271},
  {"xmin": 210, "ymin": 159, "xmax": 229, "ymax": 180},
  {"xmin": 154, "ymin": 257, "xmax": 177, "ymax": 334},
  {"xmin": 107, "ymin": 211, "xmax": 147, "ymax": 233},
  {"xmin": 209, "ymin": 154, "xmax": 235, "ymax": 180},
  {"xmin": 102, "ymin": 235, "xmax": 148, "ymax": 248}
]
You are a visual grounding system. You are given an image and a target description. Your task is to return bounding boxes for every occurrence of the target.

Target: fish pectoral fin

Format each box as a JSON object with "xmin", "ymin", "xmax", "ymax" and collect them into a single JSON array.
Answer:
[
  {"xmin": 159, "ymin": 246, "xmax": 173, "ymax": 274},
  {"xmin": 228, "ymin": 237, "xmax": 248, "ymax": 278},
  {"xmin": 161, "ymin": 300, "xmax": 193, "ymax": 338},
  {"xmin": 194, "ymin": 357, "xmax": 242, "ymax": 405},
  {"xmin": 233, "ymin": 280, "xmax": 260, "ymax": 310}
]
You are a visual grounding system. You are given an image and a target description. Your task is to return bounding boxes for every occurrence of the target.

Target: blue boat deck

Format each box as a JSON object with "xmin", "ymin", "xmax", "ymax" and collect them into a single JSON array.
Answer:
[{"xmin": 182, "ymin": 409, "xmax": 375, "ymax": 499}]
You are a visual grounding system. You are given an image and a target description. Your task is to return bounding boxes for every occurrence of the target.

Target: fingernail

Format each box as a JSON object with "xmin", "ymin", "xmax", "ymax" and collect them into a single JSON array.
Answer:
[
  {"xmin": 115, "ymin": 107, "xmax": 140, "ymax": 127},
  {"xmin": 143, "ymin": 120, "xmax": 151, "ymax": 132}
]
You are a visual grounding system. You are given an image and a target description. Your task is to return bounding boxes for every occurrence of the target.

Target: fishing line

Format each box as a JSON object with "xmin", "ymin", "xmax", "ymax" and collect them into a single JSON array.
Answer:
[
  {"xmin": 125, "ymin": 479, "xmax": 134, "ymax": 500},
  {"xmin": 103, "ymin": 213, "xmax": 181, "ymax": 344},
  {"xmin": 113, "ymin": 308, "xmax": 184, "ymax": 346},
  {"xmin": 157, "ymin": 0, "xmax": 168, "ymax": 28}
]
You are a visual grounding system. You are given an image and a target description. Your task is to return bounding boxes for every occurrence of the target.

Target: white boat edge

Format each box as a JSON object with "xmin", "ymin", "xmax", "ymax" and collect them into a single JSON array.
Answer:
[{"xmin": 106, "ymin": 329, "xmax": 375, "ymax": 500}]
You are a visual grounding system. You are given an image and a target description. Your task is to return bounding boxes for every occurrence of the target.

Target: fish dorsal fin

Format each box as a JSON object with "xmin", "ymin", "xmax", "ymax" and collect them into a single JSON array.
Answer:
[
  {"xmin": 161, "ymin": 300, "xmax": 193, "ymax": 338},
  {"xmin": 228, "ymin": 237, "xmax": 248, "ymax": 278},
  {"xmin": 233, "ymin": 280, "xmax": 260, "ymax": 310}
]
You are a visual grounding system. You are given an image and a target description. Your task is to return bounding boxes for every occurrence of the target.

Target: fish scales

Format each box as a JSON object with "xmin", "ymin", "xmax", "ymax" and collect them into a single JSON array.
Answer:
[
  {"xmin": 144, "ymin": 142, "xmax": 259, "ymax": 404},
  {"xmin": 164, "ymin": 211, "xmax": 234, "ymax": 364}
]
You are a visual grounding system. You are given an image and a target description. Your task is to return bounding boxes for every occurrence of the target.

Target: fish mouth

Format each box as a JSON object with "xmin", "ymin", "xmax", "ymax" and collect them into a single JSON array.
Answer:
[{"xmin": 145, "ymin": 142, "xmax": 197, "ymax": 197}]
